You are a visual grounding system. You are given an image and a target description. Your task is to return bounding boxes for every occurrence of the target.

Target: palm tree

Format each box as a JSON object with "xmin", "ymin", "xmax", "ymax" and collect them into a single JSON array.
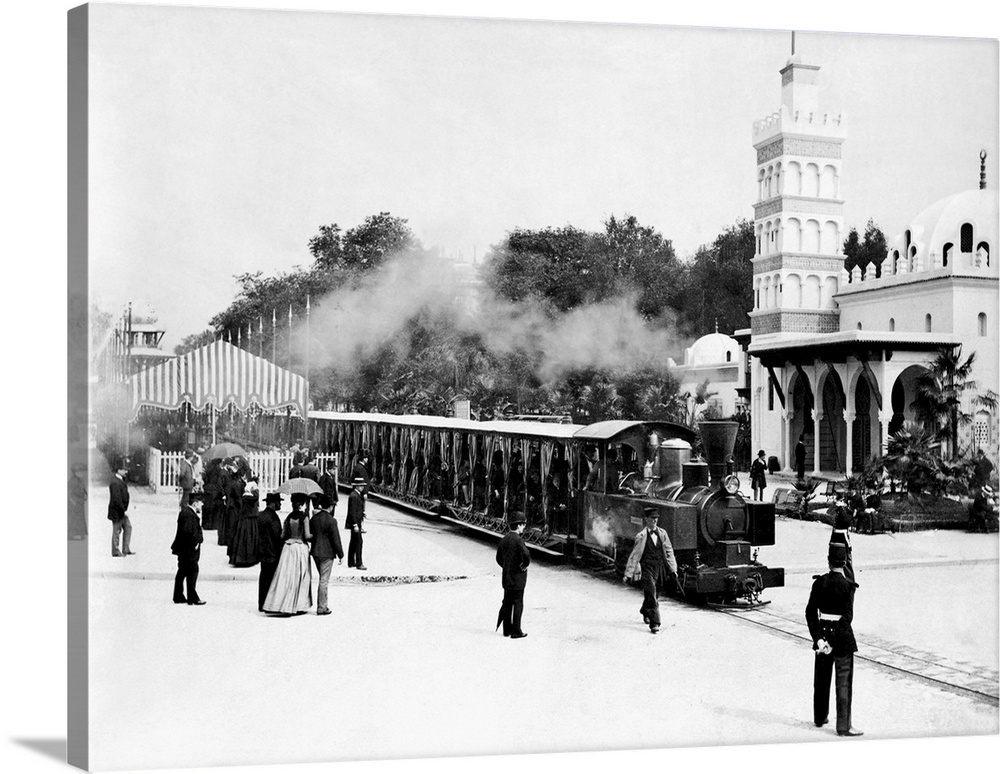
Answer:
[{"xmin": 913, "ymin": 346, "xmax": 978, "ymax": 459}]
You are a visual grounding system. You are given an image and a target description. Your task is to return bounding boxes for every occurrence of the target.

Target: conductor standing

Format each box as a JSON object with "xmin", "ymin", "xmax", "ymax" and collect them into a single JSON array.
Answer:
[
  {"xmin": 805, "ymin": 543, "xmax": 862, "ymax": 737},
  {"xmin": 496, "ymin": 514, "xmax": 530, "ymax": 639},
  {"xmin": 345, "ymin": 477, "xmax": 367, "ymax": 571}
]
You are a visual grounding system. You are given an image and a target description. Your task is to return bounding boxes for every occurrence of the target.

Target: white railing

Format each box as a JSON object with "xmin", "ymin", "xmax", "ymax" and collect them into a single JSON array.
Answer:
[{"xmin": 146, "ymin": 447, "xmax": 339, "ymax": 494}]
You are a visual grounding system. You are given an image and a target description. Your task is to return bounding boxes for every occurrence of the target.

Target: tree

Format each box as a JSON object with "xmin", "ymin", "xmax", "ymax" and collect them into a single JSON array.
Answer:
[
  {"xmin": 914, "ymin": 346, "xmax": 978, "ymax": 459},
  {"xmin": 599, "ymin": 214, "xmax": 682, "ymax": 319},
  {"xmin": 843, "ymin": 219, "xmax": 887, "ymax": 278},
  {"xmin": 676, "ymin": 219, "xmax": 755, "ymax": 336}
]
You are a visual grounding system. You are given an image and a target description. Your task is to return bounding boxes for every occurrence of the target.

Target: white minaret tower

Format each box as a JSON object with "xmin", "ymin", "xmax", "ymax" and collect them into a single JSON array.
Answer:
[{"xmin": 749, "ymin": 37, "xmax": 848, "ymax": 340}]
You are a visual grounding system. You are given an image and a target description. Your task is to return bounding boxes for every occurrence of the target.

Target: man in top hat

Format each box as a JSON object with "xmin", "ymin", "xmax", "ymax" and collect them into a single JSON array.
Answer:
[
  {"xmin": 624, "ymin": 508, "xmax": 682, "ymax": 634},
  {"xmin": 257, "ymin": 492, "xmax": 285, "ymax": 612},
  {"xmin": 108, "ymin": 457, "xmax": 134, "ymax": 557},
  {"xmin": 495, "ymin": 514, "xmax": 530, "ymax": 639},
  {"xmin": 309, "ymin": 492, "xmax": 343, "ymax": 615},
  {"xmin": 805, "ymin": 542, "xmax": 862, "ymax": 737},
  {"xmin": 345, "ymin": 478, "xmax": 367, "ymax": 571},
  {"xmin": 352, "ymin": 451, "xmax": 372, "ymax": 496},
  {"xmin": 171, "ymin": 492, "xmax": 206, "ymax": 605}
]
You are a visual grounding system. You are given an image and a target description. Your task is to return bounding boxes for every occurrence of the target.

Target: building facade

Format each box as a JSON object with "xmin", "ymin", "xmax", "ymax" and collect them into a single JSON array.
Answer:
[{"xmin": 746, "ymin": 53, "xmax": 999, "ymax": 476}]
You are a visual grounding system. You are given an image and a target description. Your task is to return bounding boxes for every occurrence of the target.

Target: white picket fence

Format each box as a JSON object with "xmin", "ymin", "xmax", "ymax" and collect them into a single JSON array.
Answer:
[{"xmin": 147, "ymin": 447, "xmax": 338, "ymax": 494}]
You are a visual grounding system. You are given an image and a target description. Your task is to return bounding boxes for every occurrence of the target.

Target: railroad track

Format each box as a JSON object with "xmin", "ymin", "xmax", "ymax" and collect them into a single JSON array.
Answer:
[{"xmin": 722, "ymin": 604, "xmax": 1000, "ymax": 705}]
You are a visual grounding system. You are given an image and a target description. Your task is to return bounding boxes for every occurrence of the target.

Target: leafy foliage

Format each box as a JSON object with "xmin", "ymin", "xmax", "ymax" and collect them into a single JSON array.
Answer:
[
  {"xmin": 842, "ymin": 219, "xmax": 888, "ymax": 277},
  {"xmin": 913, "ymin": 346, "xmax": 978, "ymax": 459}
]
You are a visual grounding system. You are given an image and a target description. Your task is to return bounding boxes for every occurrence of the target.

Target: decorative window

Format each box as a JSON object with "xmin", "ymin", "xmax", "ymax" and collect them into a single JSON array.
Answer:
[
  {"xmin": 977, "ymin": 241, "xmax": 990, "ymax": 266},
  {"xmin": 961, "ymin": 223, "xmax": 973, "ymax": 252},
  {"xmin": 857, "ymin": 322, "xmax": 862, "ymax": 330},
  {"xmin": 925, "ymin": 314, "xmax": 932, "ymax": 332},
  {"xmin": 942, "ymin": 242, "xmax": 953, "ymax": 267},
  {"xmin": 726, "ymin": 351, "xmax": 732, "ymax": 363},
  {"xmin": 973, "ymin": 413, "xmax": 991, "ymax": 450},
  {"xmin": 979, "ymin": 313, "xmax": 987, "ymax": 337},
  {"xmin": 889, "ymin": 318, "xmax": 895, "ymax": 331}
]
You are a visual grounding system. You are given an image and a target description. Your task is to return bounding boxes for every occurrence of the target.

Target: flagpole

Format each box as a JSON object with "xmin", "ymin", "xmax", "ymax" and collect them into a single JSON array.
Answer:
[
  {"xmin": 288, "ymin": 304, "xmax": 293, "ymax": 372},
  {"xmin": 258, "ymin": 315, "xmax": 264, "ymax": 358},
  {"xmin": 304, "ymin": 293, "xmax": 311, "ymax": 444},
  {"xmin": 271, "ymin": 309, "xmax": 276, "ymax": 363}
]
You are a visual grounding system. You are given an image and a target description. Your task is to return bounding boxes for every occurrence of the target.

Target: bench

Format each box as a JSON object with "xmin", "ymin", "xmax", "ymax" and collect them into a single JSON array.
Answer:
[{"xmin": 772, "ymin": 487, "xmax": 804, "ymax": 516}]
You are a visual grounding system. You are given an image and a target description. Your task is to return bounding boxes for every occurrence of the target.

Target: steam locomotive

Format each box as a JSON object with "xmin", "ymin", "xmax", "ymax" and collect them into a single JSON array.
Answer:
[{"xmin": 309, "ymin": 411, "xmax": 784, "ymax": 606}]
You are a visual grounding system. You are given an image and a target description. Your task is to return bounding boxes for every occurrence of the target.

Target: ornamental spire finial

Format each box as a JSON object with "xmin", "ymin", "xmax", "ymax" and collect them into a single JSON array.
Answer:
[{"xmin": 981, "ymin": 149, "xmax": 988, "ymax": 190}]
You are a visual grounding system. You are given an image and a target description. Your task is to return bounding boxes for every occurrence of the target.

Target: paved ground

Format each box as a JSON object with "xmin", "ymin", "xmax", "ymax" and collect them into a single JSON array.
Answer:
[{"xmin": 77, "ymin": 483, "xmax": 999, "ymax": 772}]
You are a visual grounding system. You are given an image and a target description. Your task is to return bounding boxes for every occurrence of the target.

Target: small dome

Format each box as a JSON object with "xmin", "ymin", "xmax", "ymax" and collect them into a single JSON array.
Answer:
[
  {"xmin": 887, "ymin": 187, "xmax": 998, "ymax": 271},
  {"xmin": 686, "ymin": 332, "xmax": 739, "ymax": 366}
]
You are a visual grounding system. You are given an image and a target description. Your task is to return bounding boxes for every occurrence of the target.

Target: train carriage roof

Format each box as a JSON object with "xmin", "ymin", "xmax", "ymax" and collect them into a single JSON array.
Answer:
[
  {"xmin": 309, "ymin": 411, "xmax": 585, "ymax": 440},
  {"xmin": 310, "ymin": 412, "xmax": 696, "ymax": 444},
  {"xmin": 572, "ymin": 420, "xmax": 697, "ymax": 445}
]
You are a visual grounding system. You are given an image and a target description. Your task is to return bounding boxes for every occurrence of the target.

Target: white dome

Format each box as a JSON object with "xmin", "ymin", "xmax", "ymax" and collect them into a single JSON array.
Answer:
[
  {"xmin": 686, "ymin": 331, "xmax": 739, "ymax": 366},
  {"xmin": 887, "ymin": 187, "xmax": 998, "ymax": 272}
]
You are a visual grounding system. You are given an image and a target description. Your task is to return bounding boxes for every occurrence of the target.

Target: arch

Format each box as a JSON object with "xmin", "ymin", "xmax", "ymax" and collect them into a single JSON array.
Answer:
[
  {"xmin": 851, "ymin": 375, "xmax": 879, "ymax": 471},
  {"xmin": 763, "ymin": 275, "xmax": 773, "ymax": 309},
  {"xmin": 757, "ymin": 169, "xmax": 766, "ymax": 201},
  {"xmin": 974, "ymin": 409, "xmax": 993, "ymax": 452},
  {"xmin": 821, "ymin": 220, "xmax": 839, "ymax": 254},
  {"xmin": 786, "ymin": 161, "xmax": 802, "ymax": 196},
  {"xmin": 785, "ymin": 273, "xmax": 802, "ymax": 308},
  {"xmin": 774, "ymin": 162, "xmax": 782, "ymax": 195},
  {"xmin": 820, "ymin": 164, "xmax": 837, "ymax": 198},
  {"xmin": 908, "ymin": 244, "xmax": 918, "ymax": 272},
  {"xmin": 803, "ymin": 274, "xmax": 821, "ymax": 308},
  {"xmin": 802, "ymin": 163, "xmax": 820, "ymax": 197},
  {"xmin": 976, "ymin": 241, "xmax": 990, "ymax": 266},
  {"xmin": 942, "ymin": 242, "xmax": 952, "ymax": 267},
  {"xmin": 803, "ymin": 219, "xmax": 821, "ymax": 253},
  {"xmin": 766, "ymin": 164, "xmax": 774, "ymax": 198},
  {"xmin": 925, "ymin": 314, "xmax": 932, "ymax": 332},
  {"xmin": 889, "ymin": 317, "xmax": 895, "ymax": 331},
  {"xmin": 816, "ymin": 368, "xmax": 847, "ymax": 472},
  {"xmin": 979, "ymin": 312, "xmax": 988, "ymax": 337},
  {"xmin": 785, "ymin": 217, "xmax": 802, "ymax": 252},
  {"xmin": 960, "ymin": 223, "xmax": 973, "ymax": 252},
  {"xmin": 788, "ymin": 369, "xmax": 815, "ymax": 467},
  {"xmin": 889, "ymin": 365, "xmax": 931, "ymax": 436},
  {"xmin": 755, "ymin": 223, "xmax": 763, "ymax": 256},
  {"xmin": 725, "ymin": 351, "xmax": 732, "ymax": 363},
  {"xmin": 857, "ymin": 322, "xmax": 863, "ymax": 330}
]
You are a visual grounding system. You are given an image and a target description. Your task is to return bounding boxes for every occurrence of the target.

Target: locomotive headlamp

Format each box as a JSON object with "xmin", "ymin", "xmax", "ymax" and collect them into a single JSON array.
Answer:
[{"xmin": 722, "ymin": 474, "xmax": 740, "ymax": 495}]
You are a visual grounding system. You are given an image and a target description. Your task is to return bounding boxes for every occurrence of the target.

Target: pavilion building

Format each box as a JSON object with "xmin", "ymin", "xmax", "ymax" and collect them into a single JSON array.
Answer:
[{"xmin": 744, "ymin": 51, "xmax": 998, "ymax": 476}]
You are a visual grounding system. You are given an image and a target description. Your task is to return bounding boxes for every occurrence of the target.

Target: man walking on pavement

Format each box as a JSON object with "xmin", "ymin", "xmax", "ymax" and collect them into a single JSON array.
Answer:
[
  {"xmin": 178, "ymin": 450, "xmax": 196, "ymax": 507},
  {"xmin": 257, "ymin": 492, "xmax": 284, "ymax": 612},
  {"xmin": 495, "ymin": 514, "xmax": 530, "ymax": 639},
  {"xmin": 310, "ymin": 493, "xmax": 343, "ymax": 615},
  {"xmin": 805, "ymin": 542, "xmax": 862, "ymax": 737},
  {"xmin": 108, "ymin": 457, "xmax": 134, "ymax": 557},
  {"xmin": 624, "ymin": 508, "xmax": 683, "ymax": 634},
  {"xmin": 345, "ymin": 477, "xmax": 367, "ymax": 571},
  {"xmin": 171, "ymin": 492, "xmax": 206, "ymax": 605}
]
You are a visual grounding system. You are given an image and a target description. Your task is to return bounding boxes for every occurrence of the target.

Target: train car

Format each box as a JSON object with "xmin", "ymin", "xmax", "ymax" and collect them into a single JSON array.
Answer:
[{"xmin": 308, "ymin": 411, "xmax": 783, "ymax": 606}]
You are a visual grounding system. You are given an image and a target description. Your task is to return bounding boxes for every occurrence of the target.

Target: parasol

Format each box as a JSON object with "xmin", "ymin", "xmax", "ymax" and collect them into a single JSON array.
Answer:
[
  {"xmin": 276, "ymin": 478, "xmax": 323, "ymax": 495},
  {"xmin": 202, "ymin": 442, "xmax": 247, "ymax": 461}
]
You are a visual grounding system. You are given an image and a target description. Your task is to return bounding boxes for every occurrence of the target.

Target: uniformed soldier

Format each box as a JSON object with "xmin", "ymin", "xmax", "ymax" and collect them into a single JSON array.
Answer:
[{"xmin": 805, "ymin": 543, "xmax": 862, "ymax": 737}]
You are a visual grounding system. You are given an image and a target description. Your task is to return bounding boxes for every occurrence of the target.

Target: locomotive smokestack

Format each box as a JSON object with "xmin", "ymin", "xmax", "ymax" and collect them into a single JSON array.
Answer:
[{"xmin": 698, "ymin": 420, "xmax": 739, "ymax": 487}]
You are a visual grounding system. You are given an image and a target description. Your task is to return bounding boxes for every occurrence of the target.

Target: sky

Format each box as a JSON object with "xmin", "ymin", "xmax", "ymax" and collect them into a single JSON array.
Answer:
[{"xmin": 86, "ymin": 2, "xmax": 999, "ymax": 352}]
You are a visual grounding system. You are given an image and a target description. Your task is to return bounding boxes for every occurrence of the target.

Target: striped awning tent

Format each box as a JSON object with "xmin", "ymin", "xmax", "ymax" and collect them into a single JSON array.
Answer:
[{"xmin": 129, "ymin": 340, "xmax": 307, "ymax": 419}]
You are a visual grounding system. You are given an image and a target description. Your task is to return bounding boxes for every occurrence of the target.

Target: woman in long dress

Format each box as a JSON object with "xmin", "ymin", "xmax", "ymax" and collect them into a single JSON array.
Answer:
[
  {"xmin": 230, "ymin": 476, "xmax": 261, "ymax": 567},
  {"xmin": 262, "ymin": 493, "xmax": 313, "ymax": 615}
]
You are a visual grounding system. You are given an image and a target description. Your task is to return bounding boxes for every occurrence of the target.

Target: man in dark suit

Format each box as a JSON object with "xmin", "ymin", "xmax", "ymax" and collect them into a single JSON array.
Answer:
[
  {"xmin": 805, "ymin": 543, "xmax": 862, "ymax": 737},
  {"xmin": 345, "ymin": 478, "xmax": 367, "ymax": 571},
  {"xmin": 171, "ymin": 492, "xmax": 206, "ymax": 605},
  {"xmin": 177, "ymin": 450, "xmax": 196, "ymax": 507},
  {"xmin": 795, "ymin": 435, "xmax": 808, "ymax": 481},
  {"xmin": 352, "ymin": 451, "xmax": 372, "ymax": 495},
  {"xmin": 317, "ymin": 464, "xmax": 339, "ymax": 514},
  {"xmin": 108, "ymin": 458, "xmax": 134, "ymax": 557},
  {"xmin": 257, "ymin": 492, "xmax": 285, "ymax": 612},
  {"xmin": 309, "ymin": 493, "xmax": 344, "ymax": 616},
  {"xmin": 623, "ymin": 508, "xmax": 682, "ymax": 634},
  {"xmin": 495, "ymin": 514, "xmax": 530, "ymax": 639}
]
